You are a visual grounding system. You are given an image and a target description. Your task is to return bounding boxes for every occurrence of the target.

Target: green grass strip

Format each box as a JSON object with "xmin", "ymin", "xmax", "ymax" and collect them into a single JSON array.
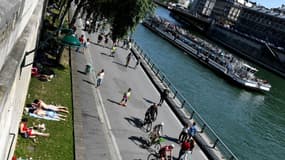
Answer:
[{"xmin": 14, "ymin": 50, "xmax": 74, "ymax": 160}]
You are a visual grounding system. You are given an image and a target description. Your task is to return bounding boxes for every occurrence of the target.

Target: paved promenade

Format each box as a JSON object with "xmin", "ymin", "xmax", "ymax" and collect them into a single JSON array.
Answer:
[{"xmin": 71, "ymin": 23, "xmax": 209, "ymax": 160}]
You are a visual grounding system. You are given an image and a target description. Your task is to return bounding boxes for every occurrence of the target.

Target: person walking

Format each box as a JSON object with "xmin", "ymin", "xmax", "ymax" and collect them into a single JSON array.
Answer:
[
  {"xmin": 96, "ymin": 69, "xmax": 105, "ymax": 88},
  {"xmin": 110, "ymin": 45, "xmax": 117, "ymax": 57},
  {"xmin": 178, "ymin": 139, "xmax": 191, "ymax": 160},
  {"xmin": 188, "ymin": 122, "xmax": 197, "ymax": 138},
  {"xmin": 178, "ymin": 124, "xmax": 190, "ymax": 143},
  {"xmin": 120, "ymin": 88, "xmax": 131, "ymax": 106},
  {"xmin": 97, "ymin": 33, "xmax": 103, "ymax": 44},
  {"xmin": 76, "ymin": 34, "xmax": 84, "ymax": 52},
  {"xmin": 83, "ymin": 38, "xmax": 90, "ymax": 54},
  {"xmin": 135, "ymin": 56, "xmax": 141, "ymax": 69},
  {"xmin": 158, "ymin": 88, "xmax": 169, "ymax": 106},
  {"xmin": 125, "ymin": 52, "xmax": 132, "ymax": 67}
]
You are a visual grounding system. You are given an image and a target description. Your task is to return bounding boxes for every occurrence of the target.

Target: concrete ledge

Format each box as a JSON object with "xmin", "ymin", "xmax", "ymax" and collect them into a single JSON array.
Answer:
[{"xmin": 71, "ymin": 50, "xmax": 87, "ymax": 160}]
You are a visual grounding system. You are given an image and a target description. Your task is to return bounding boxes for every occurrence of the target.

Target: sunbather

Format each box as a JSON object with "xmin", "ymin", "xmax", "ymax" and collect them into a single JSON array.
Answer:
[
  {"xmin": 33, "ymin": 99, "xmax": 69, "ymax": 113},
  {"xmin": 33, "ymin": 108, "xmax": 67, "ymax": 121},
  {"xmin": 19, "ymin": 118, "xmax": 50, "ymax": 139}
]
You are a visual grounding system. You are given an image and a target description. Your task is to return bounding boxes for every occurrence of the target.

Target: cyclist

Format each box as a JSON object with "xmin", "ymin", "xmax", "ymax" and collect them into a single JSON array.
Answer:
[
  {"xmin": 145, "ymin": 103, "xmax": 158, "ymax": 121},
  {"xmin": 153, "ymin": 122, "xmax": 164, "ymax": 136},
  {"xmin": 149, "ymin": 122, "xmax": 164, "ymax": 145},
  {"xmin": 159, "ymin": 144, "xmax": 175, "ymax": 160}
]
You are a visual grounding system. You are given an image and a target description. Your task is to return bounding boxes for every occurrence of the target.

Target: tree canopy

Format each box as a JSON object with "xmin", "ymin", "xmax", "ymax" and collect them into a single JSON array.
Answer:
[{"xmin": 70, "ymin": 0, "xmax": 155, "ymax": 40}]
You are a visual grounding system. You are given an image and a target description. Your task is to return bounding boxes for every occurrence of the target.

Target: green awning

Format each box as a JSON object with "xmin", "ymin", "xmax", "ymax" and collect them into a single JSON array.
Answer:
[{"xmin": 61, "ymin": 34, "xmax": 81, "ymax": 46}]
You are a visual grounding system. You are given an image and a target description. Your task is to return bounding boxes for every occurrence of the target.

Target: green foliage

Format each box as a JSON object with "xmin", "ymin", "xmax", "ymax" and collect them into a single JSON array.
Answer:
[{"xmin": 72, "ymin": 0, "xmax": 155, "ymax": 40}]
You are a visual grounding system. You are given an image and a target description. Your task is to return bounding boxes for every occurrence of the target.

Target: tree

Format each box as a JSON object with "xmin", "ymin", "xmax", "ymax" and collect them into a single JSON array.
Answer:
[{"xmin": 70, "ymin": 0, "xmax": 155, "ymax": 40}]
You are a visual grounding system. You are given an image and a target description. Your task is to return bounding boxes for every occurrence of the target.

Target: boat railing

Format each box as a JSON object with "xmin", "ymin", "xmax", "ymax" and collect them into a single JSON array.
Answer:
[{"xmin": 131, "ymin": 40, "xmax": 239, "ymax": 160}]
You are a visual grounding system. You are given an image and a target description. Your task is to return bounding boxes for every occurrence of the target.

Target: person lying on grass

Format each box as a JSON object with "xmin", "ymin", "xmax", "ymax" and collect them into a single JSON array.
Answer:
[
  {"xmin": 26, "ymin": 105, "xmax": 67, "ymax": 121},
  {"xmin": 19, "ymin": 118, "xmax": 50, "ymax": 139},
  {"xmin": 32, "ymin": 99, "xmax": 69, "ymax": 113},
  {"xmin": 33, "ymin": 108, "xmax": 67, "ymax": 121}
]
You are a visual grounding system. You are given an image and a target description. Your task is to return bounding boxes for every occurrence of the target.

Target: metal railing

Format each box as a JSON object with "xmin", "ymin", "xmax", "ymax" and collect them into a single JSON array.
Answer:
[{"xmin": 131, "ymin": 40, "xmax": 238, "ymax": 160}]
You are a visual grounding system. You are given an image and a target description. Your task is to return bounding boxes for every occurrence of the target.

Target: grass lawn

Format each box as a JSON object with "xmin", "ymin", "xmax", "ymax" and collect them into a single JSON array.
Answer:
[{"xmin": 14, "ymin": 50, "xmax": 74, "ymax": 160}]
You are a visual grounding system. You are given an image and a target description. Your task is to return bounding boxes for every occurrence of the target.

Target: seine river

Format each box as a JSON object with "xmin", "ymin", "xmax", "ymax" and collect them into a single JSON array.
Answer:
[{"xmin": 133, "ymin": 6, "xmax": 285, "ymax": 160}]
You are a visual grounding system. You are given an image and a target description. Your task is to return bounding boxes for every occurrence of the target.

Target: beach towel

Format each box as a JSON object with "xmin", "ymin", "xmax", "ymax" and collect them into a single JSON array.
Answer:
[{"xmin": 28, "ymin": 113, "xmax": 60, "ymax": 121}]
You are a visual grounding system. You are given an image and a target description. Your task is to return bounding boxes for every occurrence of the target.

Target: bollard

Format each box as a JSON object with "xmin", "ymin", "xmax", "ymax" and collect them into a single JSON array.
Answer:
[{"xmin": 85, "ymin": 64, "xmax": 92, "ymax": 74}]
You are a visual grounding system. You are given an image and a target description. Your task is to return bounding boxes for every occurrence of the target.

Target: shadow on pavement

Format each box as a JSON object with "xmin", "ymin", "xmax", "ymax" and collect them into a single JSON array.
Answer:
[
  {"xmin": 112, "ymin": 61, "xmax": 127, "ymax": 67},
  {"xmin": 143, "ymin": 98, "xmax": 156, "ymax": 104},
  {"xmin": 107, "ymin": 99, "xmax": 121, "ymax": 106},
  {"xmin": 100, "ymin": 52, "xmax": 112, "ymax": 57},
  {"xmin": 82, "ymin": 79, "xmax": 95, "ymax": 86},
  {"xmin": 124, "ymin": 116, "xmax": 143, "ymax": 128},
  {"xmin": 161, "ymin": 135, "xmax": 179, "ymax": 144},
  {"xmin": 77, "ymin": 70, "xmax": 86, "ymax": 75},
  {"xmin": 128, "ymin": 136, "xmax": 154, "ymax": 153}
]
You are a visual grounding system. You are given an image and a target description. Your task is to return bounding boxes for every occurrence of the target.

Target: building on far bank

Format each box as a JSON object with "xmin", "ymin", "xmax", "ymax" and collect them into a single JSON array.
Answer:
[
  {"xmin": 234, "ymin": 5, "xmax": 285, "ymax": 50},
  {"xmin": 190, "ymin": 0, "xmax": 253, "ymax": 25}
]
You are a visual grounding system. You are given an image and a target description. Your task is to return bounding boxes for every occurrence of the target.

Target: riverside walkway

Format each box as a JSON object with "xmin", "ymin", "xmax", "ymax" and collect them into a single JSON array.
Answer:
[{"xmin": 71, "ymin": 21, "xmax": 209, "ymax": 160}]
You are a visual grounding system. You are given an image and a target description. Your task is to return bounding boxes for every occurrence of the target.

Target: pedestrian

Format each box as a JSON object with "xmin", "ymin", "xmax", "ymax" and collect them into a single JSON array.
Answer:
[
  {"xmin": 76, "ymin": 34, "xmax": 84, "ymax": 52},
  {"xmin": 120, "ymin": 88, "xmax": 131, "ymax": 106},
  {"xmin": 96, "ymin": 69, "xmax": 105, "ymax": 88},
  {"xmin": 83, "ymin": 38, "xmax": 90, "ymax": 54},
  {"xmin": 189, "ymin": 138, "xmax": 195, "ymax": 154},
  {"xmin": 178, "ymin": 139, "xmax": 191, "ymax": 160},
  {"xmin": 125, "ymin": 52, "xmax": 132, "ymax": 67},
  {"xmin": 188, "ymin": 122, "xmax": 197, "ymax": 138},
  {"xmin": 128, "ymin": 40, "xmax": 132, "ymax": 50},
  {"xmin": 178, "ymin": 124, "xmax": 189, "ymax": 143},
  {"xmin": 104, "ymin": 34, "xmax": 109, "ymax": 45},
  {"xmin": 97, "ymin": 33, "xmax": 103, "ymax": 44},
  {"xmin": 158, "ymin": 88, "xmax": 169, "ymax": 106},
  {"xmin": 135, "ymin": 56, "xmax": 141, "ymax": 69},
  {"xmin": 123, "ymin": 38, "xmax": 128, "ymax": 48},
  {"xmin": 110, "ymin": 45, "xmax": 117, "ymax": 57}
]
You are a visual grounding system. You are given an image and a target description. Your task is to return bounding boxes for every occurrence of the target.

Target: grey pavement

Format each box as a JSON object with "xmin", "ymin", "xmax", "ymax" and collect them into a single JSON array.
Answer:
[{"xmin": 72, "ymin": 21, "xmax": 208, "ymax": 160}]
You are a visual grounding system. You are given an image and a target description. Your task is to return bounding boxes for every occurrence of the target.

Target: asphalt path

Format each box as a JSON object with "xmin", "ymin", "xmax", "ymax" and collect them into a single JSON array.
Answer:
[{"xmin": 73, "ymin": 19, "xmax": 208, "ymax": 160}]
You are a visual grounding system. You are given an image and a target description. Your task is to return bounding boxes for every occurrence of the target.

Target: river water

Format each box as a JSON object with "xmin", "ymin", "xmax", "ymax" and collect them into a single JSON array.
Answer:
[{"xmin": 133, "ymin": 6, "xmax": 285, "ymax": 160}]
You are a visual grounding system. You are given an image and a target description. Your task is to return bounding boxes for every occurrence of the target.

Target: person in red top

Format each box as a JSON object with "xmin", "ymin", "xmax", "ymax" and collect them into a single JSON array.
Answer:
[
  {"xmin": 159, "ymin": 144, "xmax": 175, "ymax": 160},
  {"xmin": 76, "ymin": 35, "xmax": 85, "ymax": 52},
  {"xmin": 178, "ymin": 139, "xmax": 191, "ymax": 159},
  {"xmin": 79, "ymin": 34, "xmax": 84, "ymax": 44},
  {"xmin": 19, "ymin": 118, "xmax": 50, "ymax": 138}
]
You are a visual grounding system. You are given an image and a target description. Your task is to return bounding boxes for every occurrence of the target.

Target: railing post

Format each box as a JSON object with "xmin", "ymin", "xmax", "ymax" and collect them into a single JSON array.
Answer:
[
  {"xmin": 200, "ymin": 124, "xmax": 206, "ymax": 133},
  {"xmin": 156, "ymin": 69, "xmax": 160, "ymax": 76},
  {"xmin": 151, "ymin": 63, "xmax": 154, "ymax": 70},
  {"xmin": 173, "ymin": 91, "xmax": 178, "ymax": 99},
  {"xmin": 181, "ymin": 100, "xmax": 185, "ymax": 108},
  {"xmin": 148, "ymin": 57, "xmax": 151, "ymax": 64},
  {"xmin": 161, "ymin": 75, "xmax": 165, "ymax": 82},
  {"xmin": 190, "ymin": 110, "xmax": 195, "ymax": 119},
  {"xmin": 212, "ymin": 139, "xmax": 219, "ymax": 148}
]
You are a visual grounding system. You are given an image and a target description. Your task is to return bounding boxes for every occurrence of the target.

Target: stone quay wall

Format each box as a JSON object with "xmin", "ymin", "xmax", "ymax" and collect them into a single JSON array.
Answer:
[{"xmin": 0, "ymin": 0, "xmax": 45, "ymax": 159}]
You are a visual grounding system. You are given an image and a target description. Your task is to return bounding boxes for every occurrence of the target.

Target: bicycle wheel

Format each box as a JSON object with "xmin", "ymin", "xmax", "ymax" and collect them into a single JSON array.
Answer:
[
  {"xmin": 153, "ymin": 143, "xmax": 161, "ymax": 151},
  {"xmin": 147, "ymin": 153, "xmax": 159, "ymax": 160},
  {"xmin": 146, "ymin": 121, "xmax": 152, "ymax": 132},
  {"xmin": 152, "ymin": 112, "xmax": 158, "ymax": 121}
]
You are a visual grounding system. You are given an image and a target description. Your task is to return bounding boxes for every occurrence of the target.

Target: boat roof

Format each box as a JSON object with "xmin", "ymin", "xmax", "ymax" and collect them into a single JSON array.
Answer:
[{"xmin": 242, "ymin": 63, "xmax": 258, "ymax": 71}]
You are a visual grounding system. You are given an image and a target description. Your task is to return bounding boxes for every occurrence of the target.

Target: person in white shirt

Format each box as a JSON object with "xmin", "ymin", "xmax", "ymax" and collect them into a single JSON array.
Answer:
[{"xmin": 96, "ymin": 69, "xmax": 105, "ymax": 88}]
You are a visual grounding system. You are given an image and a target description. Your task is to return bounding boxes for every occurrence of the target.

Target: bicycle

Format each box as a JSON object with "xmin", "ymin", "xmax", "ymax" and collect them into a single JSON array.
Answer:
[
  {"xmin": 147, "ymin": 152, "xmax": 172, "ymax": 160},
  {"xmin": 151, "ymin": 137, "xmax": 165, "ymax": 151},
  {"xmin": 142, "ymin": 112, "xmax": 153, "ymax": 132},
  {"xmin": 147, "ymin": 152, "xmax": 160, "ymax": 160}
]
